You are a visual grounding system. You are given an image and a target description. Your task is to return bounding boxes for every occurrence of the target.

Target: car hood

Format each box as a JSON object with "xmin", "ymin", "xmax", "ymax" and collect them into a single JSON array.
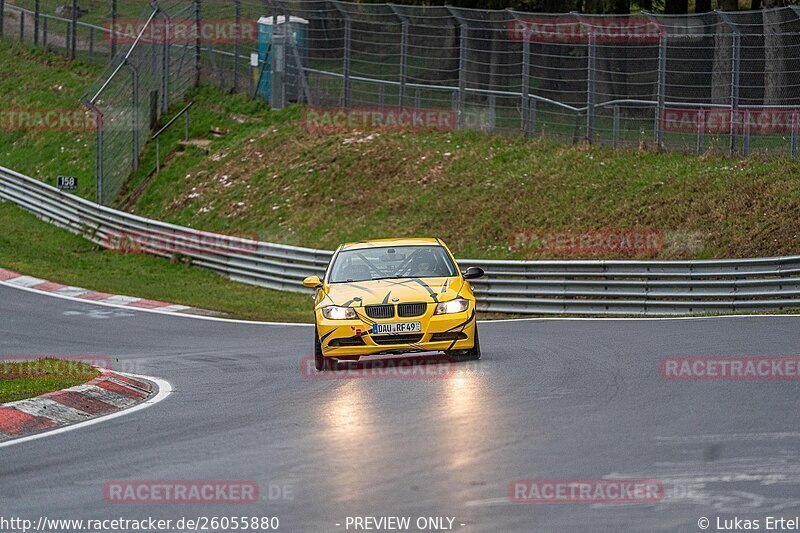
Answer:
[{"xmin": 323, "ymin": 277, "xmax": 465, "ymax": 307}]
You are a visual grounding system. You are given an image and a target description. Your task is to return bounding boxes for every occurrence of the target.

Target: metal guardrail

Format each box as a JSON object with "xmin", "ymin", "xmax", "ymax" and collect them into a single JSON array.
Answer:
[{"xmin": 2, "ymin": 165, "xmax": 800, "ymax": 316}]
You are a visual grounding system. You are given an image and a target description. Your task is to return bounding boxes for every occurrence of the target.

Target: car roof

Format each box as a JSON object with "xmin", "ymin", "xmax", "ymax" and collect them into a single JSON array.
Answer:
[{"xmin": 339, "ymin": 238, "xmax": 442, "ymax": 251}]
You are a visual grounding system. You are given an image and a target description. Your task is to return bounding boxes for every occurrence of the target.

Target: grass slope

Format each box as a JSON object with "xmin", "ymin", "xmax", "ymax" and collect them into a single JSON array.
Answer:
[
  {"xmin": 133, "ymin": 87, "xmax": 800, "ymax": 261},
  {"xmin": 0, "ymin": 42, "xmax": 101, "ymax": 199}
]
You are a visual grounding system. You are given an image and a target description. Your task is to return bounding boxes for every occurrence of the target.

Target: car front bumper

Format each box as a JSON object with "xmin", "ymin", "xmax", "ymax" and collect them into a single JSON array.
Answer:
[{"xmin": 315, "ymin": 306, "xmax": 476, "ymax": 358}]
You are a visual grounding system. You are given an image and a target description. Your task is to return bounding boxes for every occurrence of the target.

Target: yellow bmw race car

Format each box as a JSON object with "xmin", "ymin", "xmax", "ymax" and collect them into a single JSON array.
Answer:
[{"xmin": 303, "ymin": 238, "xmax": 485, "ymax": 371}]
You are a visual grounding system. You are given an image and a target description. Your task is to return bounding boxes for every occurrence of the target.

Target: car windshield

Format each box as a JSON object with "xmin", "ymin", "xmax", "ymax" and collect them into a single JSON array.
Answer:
[{"xmin": 328, "ymin": 245, "xmax": 457, "ymax": 283}]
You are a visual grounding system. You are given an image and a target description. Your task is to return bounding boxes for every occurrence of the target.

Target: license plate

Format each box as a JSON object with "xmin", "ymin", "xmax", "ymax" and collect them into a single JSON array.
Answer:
[{"xmin": 372, "ymin": 322, "xmax": 421, "ymax": 335}]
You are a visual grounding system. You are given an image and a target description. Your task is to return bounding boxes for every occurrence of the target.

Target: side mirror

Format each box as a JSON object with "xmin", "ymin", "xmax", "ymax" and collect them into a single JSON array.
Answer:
[
  {"xmin": 303, "ymin": 275, "xmax": 323, "ymax": 289},
  {"xmin": 462, "ymin": 266, "xmax": 484, "ymax": 280}
]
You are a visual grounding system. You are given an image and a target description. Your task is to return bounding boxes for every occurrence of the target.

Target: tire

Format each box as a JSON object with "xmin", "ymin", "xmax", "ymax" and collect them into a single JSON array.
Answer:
[
  {"xmin": 445, "ymin": 327, "xmax": 481, "ymax": 362},
  {"xmin": 314, "ymin": 326, "xmax": 332, "ymax": 371}
]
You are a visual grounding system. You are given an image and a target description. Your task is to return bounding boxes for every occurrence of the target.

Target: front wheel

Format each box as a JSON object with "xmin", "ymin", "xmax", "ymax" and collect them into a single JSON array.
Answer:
[
  {"xmin": 314, "ymin": 326, "xmax": 333, "ymax": 371},
  {"xmin": 445, "ymin": 327, "xmax": 481, "ymax": 362}
]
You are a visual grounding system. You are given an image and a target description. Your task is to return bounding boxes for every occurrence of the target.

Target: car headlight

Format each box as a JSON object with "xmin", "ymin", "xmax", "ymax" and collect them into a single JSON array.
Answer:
[
  {"xmin": 434, "ymin": 298, "xmax": 469, "ymax": 315},
  {"xmin": 321, "ymin": 305, "xmax": 358, "ymax": 320}
]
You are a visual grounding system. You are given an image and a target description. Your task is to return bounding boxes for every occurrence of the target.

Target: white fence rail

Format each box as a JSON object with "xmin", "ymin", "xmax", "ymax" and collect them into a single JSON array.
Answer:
[{"xmin": 2, "ymin": 165, "xmax": 800, "ymax": 315}]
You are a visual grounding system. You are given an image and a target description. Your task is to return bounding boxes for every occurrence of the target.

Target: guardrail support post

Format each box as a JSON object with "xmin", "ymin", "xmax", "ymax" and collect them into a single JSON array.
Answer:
[
  {"xmin": 43, "ymin": 16, "xmax": 47, "ymax": 46},
  {"xmin": 70, "ymin": 0, "xmax": 77, "ymax": 59},
  {"xmin": 19, "ymin": 10, "xmax": 24, "ymax": 42},
  {"xmin": 0, "ymin": 0, "xmax": 5, "ymax": 40}
]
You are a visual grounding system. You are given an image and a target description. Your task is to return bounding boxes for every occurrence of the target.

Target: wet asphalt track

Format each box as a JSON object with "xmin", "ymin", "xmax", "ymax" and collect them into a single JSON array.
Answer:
[{"xmin": 2, "ymin": 284, "xmax": 800, "ymax": 533}]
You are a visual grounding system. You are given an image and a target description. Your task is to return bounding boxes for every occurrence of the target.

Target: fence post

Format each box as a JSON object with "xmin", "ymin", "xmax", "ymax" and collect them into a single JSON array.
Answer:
[
  {"xmin": 743, "ymin": 108, "xmax": 750, "ymax": 157},
  {"xmin": 717, "ymin": 11, "xmax": 740, "ymax": 156},
  {"xmin": 730, "ymin": 31, "xmax": 741, "ymax": 155},
  {"xmin": 447, "ymin": 7, "xmax": 467, "ymax": 129},
  {"xmin": 648, "ymin": 12, "xmax": 666, "ymax": 149},
  {"xmin": 488, "ymin": 94, "xmax": 496, "ymax": 132},
  {"xmin": 233, "ymin": 0, "xmax": 241, "ymax": 92},
  {"xmin": 34, "ymin": 0, "xmax": 40, "ymax": 45},
  {"xmin": 124, "ymin": 61, "xmax": 140, "ymax": 173},
  {"xmin": 70, "ymin": 0, "xmax": 77, "ymax": 59},
  {"xmin": 528, "ymin": 98, "xmax": 537, "ymax": 137},
  {"xmin": 613, "ymin": 105, "xmax": 620, "ymax": 147},
  {"xmin": 510, "ymin": 9, "xmax": 530, "ymax": 135},
  {"xmin": 696, "ymin": 108, "xmax": 705, "ymax": 155},
  {"xmin": 43, "ymin": 16, "xmax": 47, "ymax": 47},
  {"xmin": 19, "ymin": 10, "xmax": 24, "ymax": 42},
  {"xmin": 89, "ymin": 26, "xmax": 93, "ymax": 60},
  {"xmin": 110, "ymin": 0, "xmax": 117, "ymax": 57},
  {"xmin": 389, "ymin": 4, "xmax": 408, "ymax": 108},
  {"xmin": 574, "ymin": 13, "xmax": 595, "ymax": 144},
  {"xmin": 194, "ymin": 0, "xmax": 201, "ymax": 86},
  {"xmin": 792, "ymin": 111, "xmax": 798, "ymax": 158},
  {"xmin": 331, "ymin": 1, "xmax": 351, "ymax": 109},
  {"xmin": 159, "ymin": 10, "xmax": 171, "ymax": 113},
  {"xmin": 82, "ymin": 100, "xmax": 104, "ymax": 205},
  {"xmin": 0, "ymin": 0, "xmax": 4, "ymax": 40}
]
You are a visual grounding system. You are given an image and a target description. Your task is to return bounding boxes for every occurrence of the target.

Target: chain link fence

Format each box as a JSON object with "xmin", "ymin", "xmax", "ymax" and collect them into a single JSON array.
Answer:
[{"xmin": 3, "ymin": 1, "xmax": 800, "ymax": 205}]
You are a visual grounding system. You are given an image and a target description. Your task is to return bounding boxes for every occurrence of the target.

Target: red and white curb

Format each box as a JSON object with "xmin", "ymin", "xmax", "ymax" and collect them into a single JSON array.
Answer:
[
  {"xmin": 0, "ymin": 369, "xmax": 170, "ymax": 447},
  {"xmin": 0, "ymin": 267, "xmax": 217, "ymax": 317}
]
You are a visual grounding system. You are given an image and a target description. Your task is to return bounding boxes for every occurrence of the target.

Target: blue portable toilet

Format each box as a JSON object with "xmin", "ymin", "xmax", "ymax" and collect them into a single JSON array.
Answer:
[{"xmin": 257, "ymin": 16, "xmax": 309, "ymax": 102}]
